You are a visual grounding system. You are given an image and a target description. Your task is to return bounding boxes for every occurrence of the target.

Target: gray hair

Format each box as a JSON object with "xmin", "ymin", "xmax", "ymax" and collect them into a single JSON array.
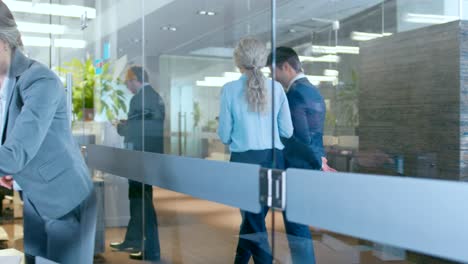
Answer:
[
  {"xmin": 234, "ymin": 38, "xmax": 268, "ymax": 113},
  {"xmin": 0, "ymin": 1, "xmax": 23, "ymax": 49}
]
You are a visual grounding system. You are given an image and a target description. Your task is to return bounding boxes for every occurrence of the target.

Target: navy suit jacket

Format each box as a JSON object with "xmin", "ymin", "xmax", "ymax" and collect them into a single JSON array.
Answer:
[
  {"xmin": 282, "ymin": 77, "xmax": 325, "ymax": 170},
  {"xmin": 117, "ymin": 85, "xmax": 165, "ymax": 153},
  {"xmin": 117, "ymin": 84, "xmax": 165, "ymax": 198}
]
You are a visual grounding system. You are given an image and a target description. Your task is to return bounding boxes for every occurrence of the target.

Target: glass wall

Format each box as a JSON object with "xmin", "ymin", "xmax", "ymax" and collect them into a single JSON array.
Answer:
[
  {"xmin": 2, "ymin": 0, "xmax": 468, "ymax": 263},
  {"xmin": 273, "ymin": 0, "xmax": 464, "ymax": 263},
  {"xmin": 9, "ymin": 0, "xmax": 275, "ymax": 263}
]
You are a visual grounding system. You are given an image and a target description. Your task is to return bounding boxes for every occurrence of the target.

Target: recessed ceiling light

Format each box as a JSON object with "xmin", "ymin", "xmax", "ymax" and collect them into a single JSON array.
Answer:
[
  {"xmin": 17, "ymin": 21, "xmax": 67, "ymax": 34},
  {"xmin": 299, "ymin": 55, "xmax": 340, "ymax": 63},
  {"xmin": 161, "ymin": 26, "xmax": 177, "ymax": 31},
  {"xmin": 22, "ymin": 36, "xmax": 86, "ymax": 48},
  {"xmin": 4, "ymin": 0, "xmax": 96, "ymax": 19},
  {"xmin": 324, "ymin": 69, "xmax": 339, "ymax": 77},
  {"xmin": 310, "ymin": 45, "xmax": 359, "ymax": 55},
  {"xmin": 405, "ymin": 13, "xmax": 458, "ymax": 24},
  {"xmin": 351, "ymin": 31, "xmax": 392, "ymax": 41},
  {"xmin": 198, "ymin": 10, "xmax": 216, "ymax": 16}
]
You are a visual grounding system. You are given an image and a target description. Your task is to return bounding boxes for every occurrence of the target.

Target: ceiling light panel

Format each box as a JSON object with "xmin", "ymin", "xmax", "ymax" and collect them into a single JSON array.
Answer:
[{"xmin": 4, "ymin": 0, "xmax": 96, "ymax": 19}]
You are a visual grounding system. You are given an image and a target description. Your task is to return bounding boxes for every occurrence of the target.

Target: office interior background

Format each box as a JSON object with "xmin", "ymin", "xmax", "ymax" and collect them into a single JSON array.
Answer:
[{"xmin": 1, "ymin": 0, "xmax": 468, "ymax": 263}]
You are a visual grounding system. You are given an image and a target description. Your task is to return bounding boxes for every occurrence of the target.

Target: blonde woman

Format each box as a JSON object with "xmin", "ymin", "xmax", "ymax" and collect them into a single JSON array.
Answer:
[{"xmin": 218, "ymin": 38, "xmax": 293, "ymax": 263}]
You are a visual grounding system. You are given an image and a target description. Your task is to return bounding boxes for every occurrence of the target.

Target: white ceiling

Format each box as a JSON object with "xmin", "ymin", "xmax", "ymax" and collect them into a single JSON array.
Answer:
[
  {"xmin": 11, "ymin": 0, "xmax": 385, "ymax": 64},
  {"xmin": 112, "ymin": 0, "xmax": 384, "ymax": 59}
]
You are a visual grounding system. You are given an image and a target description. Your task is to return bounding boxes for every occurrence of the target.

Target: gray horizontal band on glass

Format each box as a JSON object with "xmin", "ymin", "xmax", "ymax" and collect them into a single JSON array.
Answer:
[
  {"xmin": 285, "ymin": 169, "xmax": 468, "ymax": 263},
  {"xmin": 86, "ymin": 144, "xmax": 261, "ymax": 213}
]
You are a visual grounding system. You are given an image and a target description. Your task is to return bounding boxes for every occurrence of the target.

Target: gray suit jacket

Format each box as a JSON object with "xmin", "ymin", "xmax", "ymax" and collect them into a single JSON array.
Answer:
[{"xmin": 0, "ymin": 49, "xmax": 93, "ymax": 219}]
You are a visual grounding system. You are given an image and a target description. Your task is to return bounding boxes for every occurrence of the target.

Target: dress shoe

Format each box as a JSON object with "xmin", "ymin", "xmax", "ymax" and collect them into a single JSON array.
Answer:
[
  {"xmin": 109, "ymin": 241, "xmax": 141, "ymax": 252},
  {"xmin": 129, "ymin": 251, "xmax": 160, "ymax": 261}
]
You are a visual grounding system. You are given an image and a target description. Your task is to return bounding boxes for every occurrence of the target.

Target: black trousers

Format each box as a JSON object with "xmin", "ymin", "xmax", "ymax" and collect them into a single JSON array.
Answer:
[{"xmin": 231, "ymin": 149, "xmax": 315, "ymax": 264}]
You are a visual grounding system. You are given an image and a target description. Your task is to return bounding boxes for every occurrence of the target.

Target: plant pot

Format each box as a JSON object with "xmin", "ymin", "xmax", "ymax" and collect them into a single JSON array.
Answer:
[{"xmin": 83, "ymin": 108, "xmax": 94, "ymax": 121}]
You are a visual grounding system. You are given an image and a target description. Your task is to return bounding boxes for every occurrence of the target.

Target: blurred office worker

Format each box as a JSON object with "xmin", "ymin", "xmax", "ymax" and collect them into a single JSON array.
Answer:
[
  {"xmin": 218, "ymin": 37, "xmax": 293, "ymax": 264},
  {"xmin": 112, "ymin": 66, "xmax": 165, "ymax": 261},
  {"xmin": 267, "ymin": 46, "xmax": 328, "ymax": 263},
  {"xmin": 0, "ymin": 1, "xmax": 97, "ymax": 264}
]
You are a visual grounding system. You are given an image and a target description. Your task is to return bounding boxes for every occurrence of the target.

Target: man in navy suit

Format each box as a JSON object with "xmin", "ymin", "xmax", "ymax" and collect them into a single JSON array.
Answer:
[
  {"xmin": 267, "ymin": 47, "xmax": 327, "ymax": 263},
  {"xmin": 110, "ymin": 66, "xmax": 165, "ymax": 261},
  {"xmin": 268, "ymin": 47, "xmax": 326, "ymax": 170}
]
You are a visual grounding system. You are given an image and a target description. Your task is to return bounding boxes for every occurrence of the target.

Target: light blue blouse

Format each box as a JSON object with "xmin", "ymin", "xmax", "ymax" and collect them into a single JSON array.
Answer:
[{"xmin": 218, "ymin": 75, "xmax": 293, "ymax": 152}]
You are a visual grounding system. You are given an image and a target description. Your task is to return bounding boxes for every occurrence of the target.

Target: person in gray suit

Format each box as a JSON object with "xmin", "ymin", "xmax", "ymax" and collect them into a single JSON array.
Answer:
[{"xmin": 0, "ymin": 2, "xmax": 96, "ymax": 263}]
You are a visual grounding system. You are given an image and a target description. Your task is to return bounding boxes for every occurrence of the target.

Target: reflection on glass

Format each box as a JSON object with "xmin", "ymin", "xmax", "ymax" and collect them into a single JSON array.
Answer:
[
  {"xmin": 217, "ymin": 37, "xmax": 319, "ymax": 263},
  {"xmin": 218, "ymin": 37, "xmax": 288, "ymax": 264},
  {"xmin": 111, "ymin": 66, "xmax": 164, "ymax": 261},
  {"xmin": 5, "ymin": 0, "xmax": 466, "ymax": 262},
  {"xmin": 274, "ymin": 0, "xmax": 464, "ymax": 263},
  {"xmin": 268, "ymin": 45, "xmax": 330, "ymax": 263}
]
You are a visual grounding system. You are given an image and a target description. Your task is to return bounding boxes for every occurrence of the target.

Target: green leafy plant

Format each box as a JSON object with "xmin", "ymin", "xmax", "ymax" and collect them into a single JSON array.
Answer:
[
  {"xmin": 325, "ymin": 104, "xmax": 337, "ymax": 128},
  {"xmin": 336, "ymin": 70, "xmax": 359, "ymax": 127},
  {"xmin": 58, "ymin": 58, "xmax": 127, "ymax": 121},
  {"xmin": 203, "ymin": 119, "xmax": 218, "ymax": 132},
  {"xmin": 193, "ymin": 101, "xmax": 201, "ymax": 127}
]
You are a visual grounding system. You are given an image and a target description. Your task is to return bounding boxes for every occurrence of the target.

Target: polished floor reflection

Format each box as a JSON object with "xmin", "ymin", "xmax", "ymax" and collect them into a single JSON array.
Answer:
[
  {"xmin": 0, "ymin": 188, "xmax": 454, "ymax": 263},
  {"xmin": 96, "ymin": 188, "xmax": 436, "ymax": 264}
]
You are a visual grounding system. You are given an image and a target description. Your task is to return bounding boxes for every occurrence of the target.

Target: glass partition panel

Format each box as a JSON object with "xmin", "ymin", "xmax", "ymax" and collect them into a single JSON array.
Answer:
[
  {"xmin": 4, "ymin": 0, "xmax": 276, "ymax": 263},
  {"xmin": 5, "ymin": 0, "xmax": 466, "ymax": 263},
  {"xmin": 77, "ymin": 1, "xmax": 148, "ymax": 263},
  {"xmin": 59, "ymin": 0, "xmax": 146, "ymax": 263},
  {"xmin": 3, "ymin": 0, "xmax": 102, "ymax": 260},
  {"xmin": 272, "ymin": 0, "xmax": 466, "ymax": 263},
  {"xmin": 142, "ymin": 0, "xmax": 275, "ymax": 262},
  {"xmin": 285, "ymin": 169, "xmax": 468, "ymax": 263}
]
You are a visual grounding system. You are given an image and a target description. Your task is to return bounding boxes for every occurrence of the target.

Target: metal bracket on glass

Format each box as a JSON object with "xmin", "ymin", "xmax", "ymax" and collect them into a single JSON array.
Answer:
[
  {"xmin": 81, "ymin": 146, "xmax": 88, "ymax": 161},
  {"xmin": 259, "ymin": 168, "xmax": 286, "ymax": 210}
]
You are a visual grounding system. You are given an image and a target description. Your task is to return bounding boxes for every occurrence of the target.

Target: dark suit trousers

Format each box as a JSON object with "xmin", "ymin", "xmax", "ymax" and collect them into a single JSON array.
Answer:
[{"xmin": 123, "ymin": 182, "xmax": 160, "ymax": 259}]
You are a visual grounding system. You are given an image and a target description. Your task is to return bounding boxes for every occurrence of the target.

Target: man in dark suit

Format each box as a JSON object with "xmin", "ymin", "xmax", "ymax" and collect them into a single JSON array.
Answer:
[
  {"xmin": 268, "ymin": 47, "xmax": 326, "ymax": 170},
  {"xmin": 267, "ymin": 47, "xmax": 326, "ymax": 263},
  {"xmin": 110, "ymin": 66, "xmax": 165, "ymax": 261}
]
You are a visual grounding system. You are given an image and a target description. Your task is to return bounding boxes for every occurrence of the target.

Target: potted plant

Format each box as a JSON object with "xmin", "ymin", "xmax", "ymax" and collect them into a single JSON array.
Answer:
[
  {"xmin": 58, "ymin": 58, "xmax": 127, "ymax": 121},
  {"xmin": 336, "ymin": 70, "xmax": 359, "ymax": 128}
]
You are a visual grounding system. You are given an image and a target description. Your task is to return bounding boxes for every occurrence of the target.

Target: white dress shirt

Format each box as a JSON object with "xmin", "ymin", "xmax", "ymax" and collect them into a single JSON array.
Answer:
[
  {"xmin": 0, "ymin": 75, "xmax": 8, "ymax": 141},
  {"xmin": 287, "ymin": 72, "xmax": 307, "ymax": 91},
  {"xmin": 0, "ymin": 75, "xmax": 21, "ymax": 190}
]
